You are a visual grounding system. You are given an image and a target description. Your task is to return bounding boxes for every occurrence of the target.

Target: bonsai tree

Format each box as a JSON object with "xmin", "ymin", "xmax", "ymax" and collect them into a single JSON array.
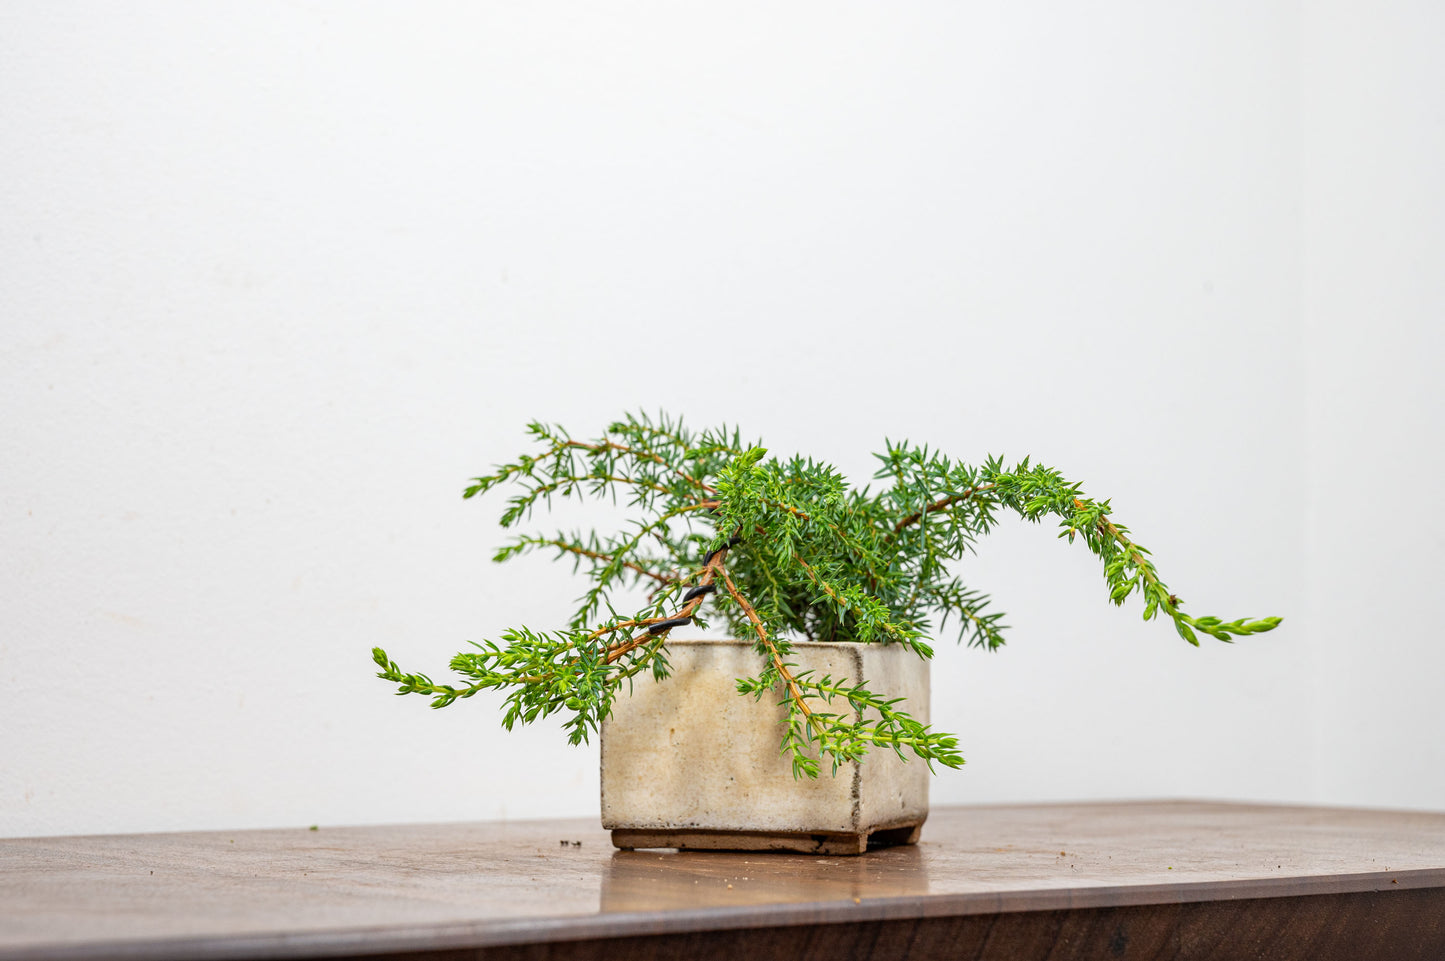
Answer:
[{"xmin": 374, "ymin": 413, "xmax": 1279, "ymax": 778}]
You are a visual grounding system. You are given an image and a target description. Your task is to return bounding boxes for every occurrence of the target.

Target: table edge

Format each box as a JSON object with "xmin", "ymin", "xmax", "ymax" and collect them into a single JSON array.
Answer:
[{"xmin": 5, "ymin": 866, "xmax": 1443, "ymax": 961}]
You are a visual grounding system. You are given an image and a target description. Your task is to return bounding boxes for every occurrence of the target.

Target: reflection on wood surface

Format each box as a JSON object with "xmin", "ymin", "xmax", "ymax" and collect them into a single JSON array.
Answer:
[{"xmin": 601, "ymin": 842, "xmax": 932, "ymax": 912}]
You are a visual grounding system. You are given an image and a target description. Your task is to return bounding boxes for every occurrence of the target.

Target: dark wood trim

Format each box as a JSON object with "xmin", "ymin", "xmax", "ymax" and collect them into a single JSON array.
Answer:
[{"xmin": 369, "ymin": 887, "xmax": 1445, "ymax": 961}]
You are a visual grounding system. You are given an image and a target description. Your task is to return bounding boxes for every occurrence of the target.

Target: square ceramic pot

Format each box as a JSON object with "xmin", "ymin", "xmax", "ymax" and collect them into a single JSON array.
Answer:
[{"xmin": 600, "ymin": 638, "xmax": 930, "ymax": 855}]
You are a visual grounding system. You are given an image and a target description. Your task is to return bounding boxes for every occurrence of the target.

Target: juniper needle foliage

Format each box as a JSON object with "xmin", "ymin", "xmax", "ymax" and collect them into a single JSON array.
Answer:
[{"xmin": 373, "ymin": 413, "xmax": 1280, "ymax": 778}]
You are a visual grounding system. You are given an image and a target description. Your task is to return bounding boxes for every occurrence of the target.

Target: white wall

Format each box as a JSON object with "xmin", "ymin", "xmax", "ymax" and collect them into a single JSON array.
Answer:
[
  {"xmin": 1301, "ymin": 2, "xmax": 1445, "ymax": 809},
  {"xmin": 0, "ymin": 2, "xmax": 1437, "ymax": 838}
]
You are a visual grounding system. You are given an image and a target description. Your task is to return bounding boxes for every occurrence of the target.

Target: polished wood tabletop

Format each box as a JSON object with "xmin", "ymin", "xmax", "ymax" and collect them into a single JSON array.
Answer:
[{"xmin": 3, "ymin": 801, "xmax": 1444, "ymax": 960}]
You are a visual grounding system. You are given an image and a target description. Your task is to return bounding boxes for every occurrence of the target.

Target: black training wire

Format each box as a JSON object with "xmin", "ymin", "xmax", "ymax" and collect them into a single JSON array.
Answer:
[
  {"xmin": 681, "ymin": 584, "xmax": 717, "ymax": 603},
  {"xmin": 646, "ymin": 615, "xmax": 694, "ymax": 636}
]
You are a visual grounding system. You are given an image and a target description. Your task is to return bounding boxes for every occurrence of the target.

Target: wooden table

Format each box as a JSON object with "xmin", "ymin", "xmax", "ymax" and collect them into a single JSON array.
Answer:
[{"xmin": 3, "ymin": 801, "xmax": 1443, "ymax": 960}]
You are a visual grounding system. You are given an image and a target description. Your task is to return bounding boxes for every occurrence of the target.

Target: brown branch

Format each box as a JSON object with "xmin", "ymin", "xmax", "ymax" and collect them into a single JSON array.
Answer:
[
  {"xmin": 716, "ymin": 562, "xmax": 815, "ymax": 727},
  {"xmin": 1075, "ymin": 497, "xmax": 1172, "ymax": 606},
  {"xmin": 587, "ymin": 473, "xmax": 673, "ymax": 495},
  {"xmin": 892, "ymin": 483, "xmax": 996, "ymax": 534},
  {"xmin": 770, "ymin": 500, "xmax": 811, "ymax": 521},
  {"xmin": 567, "ymin": 439, "xmax": 718, "ymax": 496},
  {"xmin": 795, "ymin": 555, "xmax": 912, "ymax": 644},
  {"xmin": 538, "ymin": 539, "xmax": 678, "ymax": 586},
  {"xmin": 587, "ymin": 617, "xmax": 663, "ymax": 642},
  {"xmin": 794, "ymin": 556, "xmax": 842, "ymax": 608},
  {"xmin": 497, "ymin": 522, "xmax": 735, "ymax": 684},
  {"xmin": 603, "ymin": 536, "xmax": 729, "ymax": 664}
]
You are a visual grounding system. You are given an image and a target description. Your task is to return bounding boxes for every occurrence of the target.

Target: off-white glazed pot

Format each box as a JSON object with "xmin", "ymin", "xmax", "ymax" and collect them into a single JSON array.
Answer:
[{"xmin": 600, "ymin": 638, "xmax": 930, "ymax": 855}]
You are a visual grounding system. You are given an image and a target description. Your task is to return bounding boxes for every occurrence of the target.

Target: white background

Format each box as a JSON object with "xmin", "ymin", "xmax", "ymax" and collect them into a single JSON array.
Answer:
[{"xmin": 2, "ymin": 2, "xmax": 1441, "ymax": 838}]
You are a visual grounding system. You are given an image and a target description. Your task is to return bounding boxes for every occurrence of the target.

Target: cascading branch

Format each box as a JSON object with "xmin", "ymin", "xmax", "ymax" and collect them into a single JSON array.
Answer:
[{"xmin": 373, "ymin": 412, "xmax": 1280, "ymax": 778}]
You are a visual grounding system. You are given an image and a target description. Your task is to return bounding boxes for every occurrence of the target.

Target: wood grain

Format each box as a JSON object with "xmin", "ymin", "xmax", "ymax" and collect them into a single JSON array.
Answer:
[{"xmin": 2, "ymin": 801, "xmax": 1443, "ymax": 960}]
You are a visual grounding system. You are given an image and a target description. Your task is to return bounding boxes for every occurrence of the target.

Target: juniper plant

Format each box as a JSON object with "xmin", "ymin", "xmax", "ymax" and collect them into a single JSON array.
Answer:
[{"xmin": 373, "ymin": 412, "xmax": 1279, "ymax": 778}]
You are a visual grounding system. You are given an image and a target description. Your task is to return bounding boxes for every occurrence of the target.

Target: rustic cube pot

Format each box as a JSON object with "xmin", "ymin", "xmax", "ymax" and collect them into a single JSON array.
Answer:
[{"xmin": 600, "ymin": 638, "xmax": 930, "ymax": 855}]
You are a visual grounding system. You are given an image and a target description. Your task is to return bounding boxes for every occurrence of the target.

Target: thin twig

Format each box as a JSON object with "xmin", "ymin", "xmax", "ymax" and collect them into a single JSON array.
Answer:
[
  {"xmin": 567, "ymin": 439, "xmax": 719, "ymax": 496},
  {"xmin": 892, "ymin": 484, "xmax": 995, "ymax": 534},
  {"xmin": 717, "ymin": 562, "xmax": 815, "ymax": 728},
  {"xmin": 535, "ymin": 538, "xmax": 678, "ymax": 586}
]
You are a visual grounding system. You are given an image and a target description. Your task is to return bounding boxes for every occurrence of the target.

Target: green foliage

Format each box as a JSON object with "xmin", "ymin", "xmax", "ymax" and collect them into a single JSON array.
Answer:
[{"xmin": 373, "ymin": 412, "xmax": 1280, "ymax": 777}]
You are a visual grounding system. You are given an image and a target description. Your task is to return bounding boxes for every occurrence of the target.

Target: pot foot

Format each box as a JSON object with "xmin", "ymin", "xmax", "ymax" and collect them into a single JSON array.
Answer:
[{"xmin": 610, "ymin": 820, "xmax": 923, "ymax": 856}]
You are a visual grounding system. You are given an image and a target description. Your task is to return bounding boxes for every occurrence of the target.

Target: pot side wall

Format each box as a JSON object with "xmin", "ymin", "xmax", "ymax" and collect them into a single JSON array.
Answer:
[{"xmin": 600, "ymin": 639, "xmax": 930, "ymax": 836}]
